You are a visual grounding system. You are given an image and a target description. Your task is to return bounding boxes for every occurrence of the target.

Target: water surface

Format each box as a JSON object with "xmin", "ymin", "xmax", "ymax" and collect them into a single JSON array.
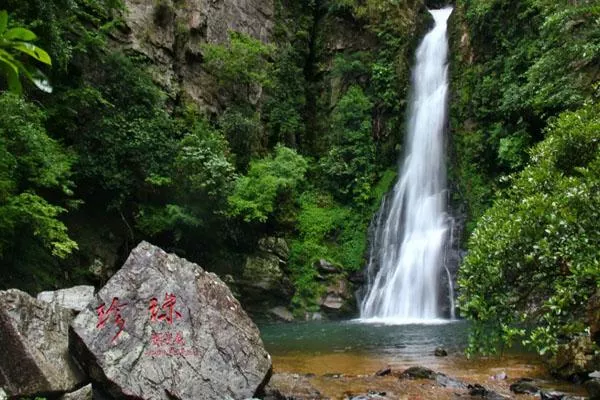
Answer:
[{"xmin": 260, "ymin": 320, "xmax": 587, "ymax": 399}]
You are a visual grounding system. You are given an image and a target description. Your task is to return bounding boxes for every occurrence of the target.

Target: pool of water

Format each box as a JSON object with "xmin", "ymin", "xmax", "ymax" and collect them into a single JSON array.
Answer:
[
  {"xmin": 261, "ymin": 319, "xmax": 468, "ymax": 360},
  {"xmin": 259, "ymin": 320, "xmax": 587, "ymax": 399}
]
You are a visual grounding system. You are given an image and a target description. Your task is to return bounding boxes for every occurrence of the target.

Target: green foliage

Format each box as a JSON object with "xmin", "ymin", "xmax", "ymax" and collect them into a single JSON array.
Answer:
[
  {"xmin": 0, "ymin": 10, "xmax": 52, "ymax": 93},
  {"xmin": 320, "ymin": 85, "xmax": 376, "ymax": 206},
  {"xmin": 228, "ymin": 145, "xmax": 308, "ymax": 223},
  {"xmin": 265, "ymin": 43, "xmax": 306, "ymax": 148},
  {"xmin": 289, "ymin": 191, "xmax": 367, "ymax": 309},
  {"xmin": 219, "ymin": 106, "xmax": 263, "ymax": 171},
  {"xmin": 458, "ymin": 102, "xmax": 600, "ymax": 356},
  {"xmin": 49, "ymin": 53, "xmax": 178, "ymax": 207},
  {"xmin": 135, "ymin": 114, "xmax": 236, "ymax": 241},
  {"xmin": 201, "ymin": 31, "xmax": 275, "ymax": 103},
  {"xmin": 451, "ymin": 0, "xmax": 600, "ymax": 229},
  {"xmin": 0, "ymin": 94, "xmax": 77, "ymax": 280}
]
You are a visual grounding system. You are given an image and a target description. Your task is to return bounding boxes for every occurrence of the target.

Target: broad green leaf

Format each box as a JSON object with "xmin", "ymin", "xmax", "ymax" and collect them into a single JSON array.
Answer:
[
  {"xmin": 0, "ymin": 51, "xmax": 19, "ymax": 75},
  {"xmin": 4, "ymin": 27, "xmax": 37, "ymax": 41},
  {"xmin": 22, "ymin": 65, "xmax": 53, "ymax": 93},
  {"xmin": 3, "ymin": 62, "xmax": 22, "ymax": 93},
  {"xmin": 0, "ymin": 11, "xmax": 7, "ymax": 34},
  {"xmin": 13, "ymin": 42, "xmax": 51, "ymax": 65}
]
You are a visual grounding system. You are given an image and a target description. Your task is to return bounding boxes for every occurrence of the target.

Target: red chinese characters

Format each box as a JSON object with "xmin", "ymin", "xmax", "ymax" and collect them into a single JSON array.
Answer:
[
  {"xmin": 148, "ymin": 293, "xmax": 183, "ymax": 324},
  {"xmin": 96, "ymin": 297, "xmax": 128, "ymax": 342}
]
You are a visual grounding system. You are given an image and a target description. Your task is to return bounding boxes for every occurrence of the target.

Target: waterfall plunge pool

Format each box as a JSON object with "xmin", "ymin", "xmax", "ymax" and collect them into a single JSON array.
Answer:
[{"xmin": 259, "ymin": 320, "xmax": 587, "ymax": 399}]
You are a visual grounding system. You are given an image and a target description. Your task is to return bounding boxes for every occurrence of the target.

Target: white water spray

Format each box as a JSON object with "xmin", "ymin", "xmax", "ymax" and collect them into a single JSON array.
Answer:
[{"xmin": 360, "ymin": 7, "xmax": 453, "ymax": 323}]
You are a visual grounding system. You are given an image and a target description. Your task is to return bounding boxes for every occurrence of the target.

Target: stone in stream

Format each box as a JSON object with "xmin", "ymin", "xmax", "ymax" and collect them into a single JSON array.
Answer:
[
  {"xmin": 0, "ymin": 289, "xmax": 86, "ymax": 397},
  {"xmin": 467, "ymin": 383, "xmax": 509, "ymax": 399},
  {"xmin": 375, "ymin": 367, "xmax": 392, "ymax": 376},
  {"xmin": 399, "ymin": 366, "xmax": 436, "ymax": 379},
  {"xmin": 434, "ymin": 346, "xmax": 448, "ymax": 356},
  {"xmin": 37, "ymin": 285, "xmax": 95, "ymax": 313},
  {"xmin": 509, "ymin": 378, "xmax": 540, "ymax": 394},
  {"xmin": 69, "ymin": 241, "xmax": 272, "ymax": 400},
  {"xmin": 269, "ymin": 306, "xmax": 295, "ymax": 322},
  {"xmin": 585, "ymin": 378, "xmax": 600, "ymax": 399},
  {"xmin": 540, "ymin": 391, "xmax": 586, "ymax": 400},
  {"xmin": 398, "ymin": 366, "xmax": 466, "ymax": 389},
  {"xmin": 263, "ymin": 373, "xmax": 323, "ymax": 399}
]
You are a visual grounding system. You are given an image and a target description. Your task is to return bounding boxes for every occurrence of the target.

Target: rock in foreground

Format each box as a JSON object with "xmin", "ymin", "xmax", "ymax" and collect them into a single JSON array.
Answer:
[
  {"xmin": 37, "ymin": 285, "xmax": 95, "ymax": 312},
  {"xmin": 70, "ymin": 241, "xmax": 272, "ymax": 400},
  {"xmin": 0, "ymin": 289, "xmax": 86, "ymax": 397}
]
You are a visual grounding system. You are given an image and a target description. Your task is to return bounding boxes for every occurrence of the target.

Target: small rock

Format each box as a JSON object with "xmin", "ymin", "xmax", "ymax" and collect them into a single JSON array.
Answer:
[
  {"xmin": 540, "ymin": 391, "xmax": 585, "ymax": 400},
  {"xmin": 591, "ymin": 371, "xmax": 600, "ymax": 378},
  {"xmin": 434, "ymin": 346, "xmax": 448, "ymax": 357},
  {"xmin": 375, "ymin": 367, "xmax": 392, "ymax": 377},
  {"xmin": 264, "ymin": 373, "xmax": 322, "ymax": 399},
  {"xmin": 468, "ymin": 384, "xmax": 488, "ymax": 396},
  {"xmin": 467, "ymin": 383, "xmax": 508, "ymax": 399},
  {"xmin": 37, "ymin": 285, "xmax": 95, "ymax": 312},
  {"xmin": 314, "ymin": 259, "xmax": 342, "ymax": 274},
  {"xmin": 434, "ymin": 373, "xmax": 466, "ymax": 389},
  {"xmin": 490, "ymin": 372, "xmax": 507, "ymax": 380},
  {"xmin": 510, "ymin": 378, "xmax": 540, "ymax": 394},
  {"xmin": 321, "ymin": 293, "xmax": 344, "ymax": 310},
  {"xmin": 269, "ymin": 306, "xmax": 294, "ymax": 322},
  {"xmin": 399, "ymin": 366, "xmax": 436, "ymax": 379},
  {"xmin": 258, "ymin": 237, "xmax": 290, "ymax": 260},
  {"xmin": 585, "ymin": 378, "xmax": 600, "ymax": 399},
  {"xmin": 305, "ymin": 312, "xmax": 323, "ymax": 321},
  {"xmin": 59, "ymin": 384, "xmax": 93, "ymax": 400},
  {"xmin": 348, "ymin": 271, "xmax": 365, "ymax": 284}
]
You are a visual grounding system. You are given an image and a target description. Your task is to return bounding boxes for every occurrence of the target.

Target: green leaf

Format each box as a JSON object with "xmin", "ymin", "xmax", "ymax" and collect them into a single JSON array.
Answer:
[
  {"xmin": 0, "ymin": 53, "xmax": 22, "ymax": 93},
  {"xmin": 4, "ymin": 27, "xmax": 37, "ymax": 41},
  {"xmin": 12, "ymin": 42, "xmax": 52, "ymax": 65},
  {"xmin": 0, "ymin": 11, "xmax": 7, "ymax": 34}
]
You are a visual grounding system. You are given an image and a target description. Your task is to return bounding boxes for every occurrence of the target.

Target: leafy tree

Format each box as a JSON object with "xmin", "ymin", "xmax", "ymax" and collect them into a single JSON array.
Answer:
[
  {"xmin": 458, "ymin": 102, "xmax": 600, "ymax": 356},
  {"xmin": 136, "ymin": 115, "xmax": 236, "ymax": 242},
  {"xmin": 0, "ymin": 10, "xmax": 52, "ymax": 93},
  {"xmin": 320, "ymin": 85, "xmax": 376, "ymax": 205},
  {"xmin": 201, "ymin": 31, "xmax": 274, "ymax": 104},
  {"xmin": 0, "ymin": 94, "xmax": 77, "ymax": 285},
  {"xmin": 228, "ymin": 145, "xmax": 308, "ymax": 223}
]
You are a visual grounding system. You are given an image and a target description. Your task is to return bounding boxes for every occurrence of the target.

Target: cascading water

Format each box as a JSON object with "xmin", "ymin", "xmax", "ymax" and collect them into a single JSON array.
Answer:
[{"xmin": 360, "ymin": 7, "xmax": 453, "ymax": 322}]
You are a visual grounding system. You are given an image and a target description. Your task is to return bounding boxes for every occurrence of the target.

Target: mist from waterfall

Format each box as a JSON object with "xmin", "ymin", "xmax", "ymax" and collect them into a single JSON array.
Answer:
[{"xmin": 360, "ymin": 7, "xmax": 453, "ymax": 323}]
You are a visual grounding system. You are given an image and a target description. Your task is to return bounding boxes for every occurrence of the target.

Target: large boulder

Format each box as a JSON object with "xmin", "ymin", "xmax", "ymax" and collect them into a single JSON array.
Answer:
[
  {"xmin": 37, "ymin": 285, "xmax": 95, "ymax": 313},
  {"xmin": 70, "ymin": 241, "xmax": 272, "ymax": 400},
  {"xmin": 0, "ymin": 289, "xmax": 86, "ymax": 397},
  {"xmin": 549, "ymin": 335, "xmax": 600, "ymax": 380}
]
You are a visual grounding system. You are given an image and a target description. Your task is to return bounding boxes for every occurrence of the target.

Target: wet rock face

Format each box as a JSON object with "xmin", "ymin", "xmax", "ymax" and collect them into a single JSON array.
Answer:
[
  {"xmin": 69, "ymin": 241, "xmax": 272, "ymax": 400},
  {"xmin": 0, "ymin": 289, "xmax": 86, "ymax": 397},
  {"xmin": 37, "ymin": 285, "xmax": 95, "ymax": 313}
]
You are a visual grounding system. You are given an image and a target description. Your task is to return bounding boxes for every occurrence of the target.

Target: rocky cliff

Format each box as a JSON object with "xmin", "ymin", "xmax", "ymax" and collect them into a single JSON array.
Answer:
[{"xmin": 116, "ymin": 0, "xmax": 274, "ymax": 111}]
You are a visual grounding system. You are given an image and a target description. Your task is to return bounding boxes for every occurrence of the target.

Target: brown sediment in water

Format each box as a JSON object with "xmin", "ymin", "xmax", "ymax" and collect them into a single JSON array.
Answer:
[{"xmin": 272, "ymin": 351, "xmax": 588, "ymax": 399}]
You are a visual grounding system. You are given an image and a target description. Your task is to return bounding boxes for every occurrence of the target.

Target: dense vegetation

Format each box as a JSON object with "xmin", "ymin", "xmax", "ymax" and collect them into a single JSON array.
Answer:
[
  {"xmin": 451, "ymin": 0, "xmax": 600, "ymax": 358},
  {"xmin": 0, "ymin": 0, "xmax": 423, "ymax": 314},
  {"xmin": 2, "ymin": 0, "xmax": 598, "ymax": 366}
]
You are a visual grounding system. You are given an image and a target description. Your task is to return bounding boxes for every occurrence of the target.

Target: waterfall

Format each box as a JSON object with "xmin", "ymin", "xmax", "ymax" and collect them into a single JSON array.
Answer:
[{"xmin": 360, "ymin": 7, "xmax": 453, "ymax": 323}]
